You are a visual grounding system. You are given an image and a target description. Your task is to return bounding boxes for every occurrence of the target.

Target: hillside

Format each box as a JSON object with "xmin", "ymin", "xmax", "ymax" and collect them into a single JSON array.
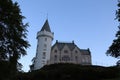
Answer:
[{"xmin": 13, "ymin": 63, "xmax": 120, "ymax": 80}]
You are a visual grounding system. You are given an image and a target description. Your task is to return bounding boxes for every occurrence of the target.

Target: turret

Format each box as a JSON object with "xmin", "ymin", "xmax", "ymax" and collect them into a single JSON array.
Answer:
[{"xmin": 33, "ymin": 19, "xmax": 54, "ymax": 70}]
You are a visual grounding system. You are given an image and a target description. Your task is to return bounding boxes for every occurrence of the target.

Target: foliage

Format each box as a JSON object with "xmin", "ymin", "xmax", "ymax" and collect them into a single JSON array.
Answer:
[
  {"xmin": 13, "ymin": 63, "xmax": 120, "ymax": 80},
  {"xmin": 106, "ymin": 1, "xmax": 120, "ymax": 58},
  {"xmin": 0, "ymin": 0, "xmax": 30, "ymax": 79},
  {"xmin": 0, "ymin": 61, "xmax": 10, "ymax": 80}
]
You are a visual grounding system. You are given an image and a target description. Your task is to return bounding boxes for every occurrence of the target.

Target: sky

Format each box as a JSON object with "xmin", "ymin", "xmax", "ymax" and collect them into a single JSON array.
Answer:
[{"xmin": 13, "ymin": 0, "xmax": 119, "ymax": 72}]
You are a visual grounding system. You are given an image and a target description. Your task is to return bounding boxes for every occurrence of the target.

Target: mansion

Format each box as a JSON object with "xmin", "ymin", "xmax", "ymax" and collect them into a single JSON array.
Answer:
[{"xmin": 31, "ymin": 20, "xmax": 92, "ymax": 70}]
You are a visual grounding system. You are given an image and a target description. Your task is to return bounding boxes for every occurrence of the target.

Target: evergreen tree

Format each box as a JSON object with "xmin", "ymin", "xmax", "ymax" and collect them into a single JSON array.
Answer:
[
  {"xmin": 0, "ymin": 0, "xmax": 30, "ymax": 79},
  {"xmin": 106, "ymin": 1, "xmax": 120, "ymax": 58}
]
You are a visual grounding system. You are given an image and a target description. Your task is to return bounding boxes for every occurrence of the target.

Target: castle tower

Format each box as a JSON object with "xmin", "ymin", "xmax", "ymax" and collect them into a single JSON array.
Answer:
[{"xmin": 34, "ymin": 19, "xmax": 54, "ymax": 70}]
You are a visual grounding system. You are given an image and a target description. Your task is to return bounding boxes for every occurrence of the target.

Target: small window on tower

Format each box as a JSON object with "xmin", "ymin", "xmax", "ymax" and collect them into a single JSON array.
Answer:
[
  {"xmin": 45, "ymin": 38, "xmax": 47, "ymax": 41},
  {"xmin": 44, "ymin": 44, "xmax": 47, "ymax": 48},
  {"xmin": 64, "ymin": 50, "xmax": 68, "ymax": 53},
  {"xmin": 42, "ymin": 52, "xmax": 46, "ymax": 59}
]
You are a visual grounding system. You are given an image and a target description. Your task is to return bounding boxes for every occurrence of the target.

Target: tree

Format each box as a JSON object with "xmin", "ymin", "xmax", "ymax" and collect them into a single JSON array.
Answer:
[
  {"xmin": 0, "ymin": 0, "xmax": 30, "ymax": 78},
  {"xmin": 106, "ymin": 1, "xmax": 120, "ymax": 58}
]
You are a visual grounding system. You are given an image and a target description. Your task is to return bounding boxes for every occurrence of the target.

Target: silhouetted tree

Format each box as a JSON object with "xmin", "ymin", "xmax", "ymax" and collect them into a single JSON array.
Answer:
[
  {"xmin": 0, "ymin": 0, "xmax": 30, "ymax": 79},
  {"xmin": 106, "ymin": 1, "xmax": 120, "ymax": 58}
]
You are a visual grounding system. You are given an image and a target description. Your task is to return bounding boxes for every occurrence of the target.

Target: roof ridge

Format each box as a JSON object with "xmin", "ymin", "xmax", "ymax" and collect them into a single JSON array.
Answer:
[{"xmin": 52, "ymin": 41, "xmax": 76, "ymax": 51}]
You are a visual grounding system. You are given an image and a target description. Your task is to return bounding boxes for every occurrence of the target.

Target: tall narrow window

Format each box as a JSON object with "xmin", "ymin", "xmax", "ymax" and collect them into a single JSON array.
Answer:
[
  {"xmin": 82, "ymin": 58, "xmax": 85, "ymax": 63},
  {"xmin": 75, "ymin": 56, "xmax": 78, "ymax": 63},
  {"xmin": 54, "ymin": 55, "xmax": 57, "ymax": 61},
  {"xmin": 42, "ymin": 52, "xmax": 46, "ymax": 59},
  {"xmin": 45, "ymin": 38, "xmax": 47, "ymax": 41},
  {"xmin": 44, "ymin": 44, "xmax": 47, "ymax": 51},
  {"xmin": 85, "ymin": 57, "xmax": 89, "ymax": 63}
]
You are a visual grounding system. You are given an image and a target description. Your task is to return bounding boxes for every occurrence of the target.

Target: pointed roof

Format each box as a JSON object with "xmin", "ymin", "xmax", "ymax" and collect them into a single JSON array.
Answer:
[{"xmin": 40, "ymin": 19, "xmax": 51, "ymax": 32}]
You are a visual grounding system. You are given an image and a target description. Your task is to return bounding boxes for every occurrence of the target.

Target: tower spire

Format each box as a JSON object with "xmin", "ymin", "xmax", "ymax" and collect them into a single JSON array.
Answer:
[{"xmin": 40, "ymin": 19, "xmax": 51, "ymax": 32}]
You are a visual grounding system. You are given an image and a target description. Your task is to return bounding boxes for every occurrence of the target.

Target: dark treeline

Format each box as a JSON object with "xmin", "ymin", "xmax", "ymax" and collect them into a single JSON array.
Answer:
[
  {"xmin": 13, "ymin": 63, "xmax": 120, "ymax": 80},
  {"xmin": 0, "ymin": 0, "xmax": 30, "ymax": 80}
]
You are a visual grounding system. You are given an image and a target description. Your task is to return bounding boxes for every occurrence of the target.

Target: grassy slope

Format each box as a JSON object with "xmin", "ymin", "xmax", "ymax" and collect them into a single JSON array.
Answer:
[{"xmin": 14, "ymin": 63, "xmax": 120, "ymax": 80}]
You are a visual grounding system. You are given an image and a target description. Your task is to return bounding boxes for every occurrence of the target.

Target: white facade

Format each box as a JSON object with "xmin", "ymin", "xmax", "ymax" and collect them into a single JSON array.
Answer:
[{"xmin": 33, "ymin": 20, "xmax": 54, "ymax": 70}]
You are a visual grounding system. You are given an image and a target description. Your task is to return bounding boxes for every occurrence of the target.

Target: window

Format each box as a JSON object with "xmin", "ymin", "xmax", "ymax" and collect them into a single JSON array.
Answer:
[
  {"xmin": 64, "ymin": 50, "xmax": 68, "ymax": 53},
  {"xmin": 45, "ymin": 38, "xmax": 47, "ymax": 41},
  {"xmin": 54, "ymin": 55, "xmax": 57, "ymax": 61},
  {"xmin": 37, "ymin": 44, "xmax": 39, "ymax": 48},
  {"xmin": 42, "ymin": 62, "xmax": 45, "ymax": 65},
  {"xmin": 44, "ymin": 49, "xmax": 46, "ymax": 50},
  {"xmin": 44, "ymin": 44, "xmax": 47, "ymax": 48},
  {"xmin": 42, "ymin": 52, "xmax": 46, "ymax": 59},
  {"xmin": 85, "ymin": 57, "xmax": 89, "ymax": 63},
  {"xmin": 62, "ymin": 55, "xmax": 70, "ymax": 62},
  {"xmin": 43, "ymin": 44, "xmax": 47, "ymax": 51},
  {"xmin": 82, "ymin": 58, "xmax": 85, "ymax": 63},
  {"xmin": 75, "ymin": 56, "xmax": 78, "ymax": 63},
  {"xmin": 42, "ymin": 60, "xmax": 45, "ymax": 65},
  {"xmin": 75, "ymin": 50, "xmax": 78, "ymax": 53},
  {"xmin": 54, "ymin": 50, "xmax": 57, "ymax": 53}
]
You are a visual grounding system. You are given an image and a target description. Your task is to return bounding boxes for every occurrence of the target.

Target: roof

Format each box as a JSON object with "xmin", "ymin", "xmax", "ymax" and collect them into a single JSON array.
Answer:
[
  {"xmin": 52, "ymin": 41, "xmax": 76, "ymax": 51},
  {"xmin": 52, "ymin": 40, "xmax": 91, "ymax": 55},
  {"xmin": 80, "ymin": 49, "xmax": 91, "ymax": 55},
  {"xmin": 40, "ymin": 19, "xmax": 51, "ymax": 32}
]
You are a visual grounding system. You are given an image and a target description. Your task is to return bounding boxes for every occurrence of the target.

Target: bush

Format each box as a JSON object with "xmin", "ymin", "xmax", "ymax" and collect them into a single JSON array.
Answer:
[{"xmin": 13, "ymin": 63, "xmax": 120, "ymax": 80}]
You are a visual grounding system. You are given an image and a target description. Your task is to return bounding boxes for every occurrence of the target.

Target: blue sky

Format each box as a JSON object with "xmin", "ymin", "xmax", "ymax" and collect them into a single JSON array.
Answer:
[{"xmin": 13, "ymin": 0, "xmax": 118, "ymax": 72}]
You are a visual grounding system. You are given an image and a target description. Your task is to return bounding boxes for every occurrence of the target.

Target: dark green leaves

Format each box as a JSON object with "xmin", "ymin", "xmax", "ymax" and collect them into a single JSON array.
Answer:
[
  {"xmin": 0, "ymin": 0, "xmax": 30, "ymax": 79},
  {"xmin": 107, "ymin": 1, "xmax": 120, "ymax": 58}
]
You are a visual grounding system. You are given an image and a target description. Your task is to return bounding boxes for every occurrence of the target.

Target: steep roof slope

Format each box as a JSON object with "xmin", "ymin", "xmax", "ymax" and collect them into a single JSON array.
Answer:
[{"xmin": 40, "ymin": 19, "xmax": 51, "ymax": 32}]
